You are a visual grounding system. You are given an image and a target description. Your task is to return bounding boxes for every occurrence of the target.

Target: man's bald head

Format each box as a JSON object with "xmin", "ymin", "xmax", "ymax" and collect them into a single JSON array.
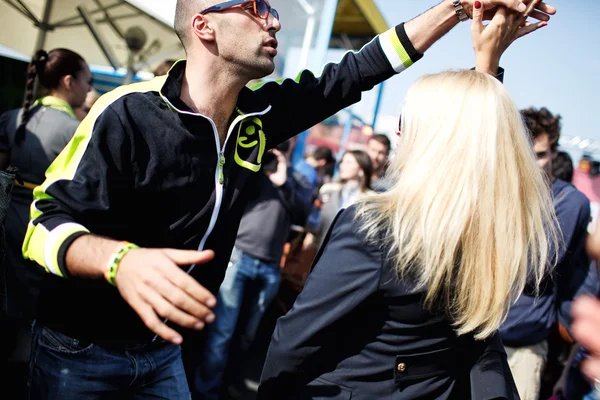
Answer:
[{"xmin": 175, "ymin": 0, "xmax": 214, "ymax": 50}]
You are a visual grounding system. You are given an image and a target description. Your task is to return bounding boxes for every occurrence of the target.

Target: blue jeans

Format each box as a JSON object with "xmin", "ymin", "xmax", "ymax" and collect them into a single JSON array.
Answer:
[
  {"xmin": 29, "ymin": 323, "xmax": 190, "ymax": 399},
  {"xmin": 194, "ymin": 247, "xmax": 281, "ymax": 399}
]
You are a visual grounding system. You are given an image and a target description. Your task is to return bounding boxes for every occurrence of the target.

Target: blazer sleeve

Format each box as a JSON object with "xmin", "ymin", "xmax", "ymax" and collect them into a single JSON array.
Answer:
[
  {"xmin": 258, "ymin": 206, "xmax": 382, "ymax": 398},
  {"xmin": 469, "ymin": 332, "xmax": 520, "ymax": 400}
]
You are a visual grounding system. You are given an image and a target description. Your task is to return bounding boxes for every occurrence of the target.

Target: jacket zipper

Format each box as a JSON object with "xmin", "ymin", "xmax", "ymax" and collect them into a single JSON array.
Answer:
[
  {"xmin": 218, "ymin": 153, "xmax": 226, "ymax": 185},
  {"xmin": 192, "ymin": 108, "xmax": 271, "ymax": 267},
  {"xmin": 159, "ymin": 93, "xmax": 271, "ymax": 261},
  {"xmin": 153, "ymin": 96, "xmax": 270, "ymax": 341}
]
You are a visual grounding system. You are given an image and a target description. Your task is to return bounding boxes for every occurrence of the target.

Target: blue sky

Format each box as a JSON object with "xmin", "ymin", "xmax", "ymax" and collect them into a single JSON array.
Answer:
[{"xmin": 370, "ymin": 0, "xmax": 600, "ymax": 147}]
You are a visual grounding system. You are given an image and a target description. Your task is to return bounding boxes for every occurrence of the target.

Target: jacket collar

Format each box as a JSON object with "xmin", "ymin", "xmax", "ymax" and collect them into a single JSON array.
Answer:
[{"xmin": 160, "ymin": 60, "xmax": 271, "ymax": 116}]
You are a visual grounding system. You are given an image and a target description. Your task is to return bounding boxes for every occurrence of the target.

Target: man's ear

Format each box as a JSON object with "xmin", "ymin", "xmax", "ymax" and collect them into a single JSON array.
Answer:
[{"xmin": 191, "ymin": 14, "xmax": 216, "ymax": 42}]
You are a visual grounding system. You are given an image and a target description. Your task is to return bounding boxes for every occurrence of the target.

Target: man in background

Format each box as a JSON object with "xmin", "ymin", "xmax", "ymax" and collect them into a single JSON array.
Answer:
[
  {"xmin": 500, "ymin": 107, "xmax": 592, "ymax": 400},
  {"xmin": 195, "ymin": 139, "xmax": 312, "ymax": 399},
  {"xmin": 366, "ymin": 133, "xmax": 391, "ymax": 192}
]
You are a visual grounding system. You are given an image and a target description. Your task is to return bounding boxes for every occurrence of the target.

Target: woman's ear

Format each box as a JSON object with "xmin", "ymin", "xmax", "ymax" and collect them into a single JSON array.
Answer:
[{"xmin": 61, "ymin": 75, "xmax": 75, "ymax": 91}]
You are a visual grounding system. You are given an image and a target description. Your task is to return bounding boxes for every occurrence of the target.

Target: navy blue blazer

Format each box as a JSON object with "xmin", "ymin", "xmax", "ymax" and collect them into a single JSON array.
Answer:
[{"xmin": 258, "ymin": 205, "xmax": 519, "ymax": 399}]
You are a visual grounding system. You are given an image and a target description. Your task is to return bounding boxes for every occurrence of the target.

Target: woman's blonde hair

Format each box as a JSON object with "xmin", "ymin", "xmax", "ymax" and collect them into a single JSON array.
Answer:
[{"xmin": 355, "ymin": 70, "xmax": 559, "ymax": 340}]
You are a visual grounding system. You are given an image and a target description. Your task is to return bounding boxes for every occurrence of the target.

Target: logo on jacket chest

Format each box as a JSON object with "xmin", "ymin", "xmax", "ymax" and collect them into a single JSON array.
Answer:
[{"xmin": 234, "ymin": 117, "xmax": 266, "ymax": 172}]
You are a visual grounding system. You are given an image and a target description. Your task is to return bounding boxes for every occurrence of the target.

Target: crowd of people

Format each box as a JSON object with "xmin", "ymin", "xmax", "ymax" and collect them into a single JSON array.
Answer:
[{"xmin": 2, "ymin": 0, "xmax": 600, "ymax": 399}]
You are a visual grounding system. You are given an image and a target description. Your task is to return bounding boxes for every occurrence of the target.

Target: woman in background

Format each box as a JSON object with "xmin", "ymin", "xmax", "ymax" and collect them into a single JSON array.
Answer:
[
  {"xmin": 310, "ymin": 149, "xmax": 374, "ymax": 250},
  {"xmin": 0, "ymin": 48, "xmax": 91, "ymax": 396}
]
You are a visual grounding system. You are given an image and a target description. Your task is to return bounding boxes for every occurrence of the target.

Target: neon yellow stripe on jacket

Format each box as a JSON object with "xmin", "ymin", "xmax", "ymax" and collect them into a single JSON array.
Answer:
[{"xmin": 379, "ymin": 28, "xmax": 414, "ymax": 73}]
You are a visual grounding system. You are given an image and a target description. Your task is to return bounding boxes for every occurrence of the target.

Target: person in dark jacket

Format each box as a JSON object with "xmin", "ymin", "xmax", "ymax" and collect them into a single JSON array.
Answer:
[
  {"xmin": 20, "ymin": 0, "xmax": 555, "ymax": 398},
  {"xmin": 195, "ymin": 139, "xmax": 313, "ymax": 398},
  {"xmin": 500, "ymin": 107, "xmax": 592, "ymax": 400},
  {"xmin": 0, "ymin": 49, "xmax": 91, "ymax": 320},
  {"xmin": 258, "ymin": 6, "xmax": 558, "ymax": 398}
]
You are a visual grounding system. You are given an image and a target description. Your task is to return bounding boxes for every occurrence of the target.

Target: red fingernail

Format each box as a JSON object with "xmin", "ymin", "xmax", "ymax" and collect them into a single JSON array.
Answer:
[{"xmin": 474, "ymin": 1, "xmax": 482, "ymax": 9}]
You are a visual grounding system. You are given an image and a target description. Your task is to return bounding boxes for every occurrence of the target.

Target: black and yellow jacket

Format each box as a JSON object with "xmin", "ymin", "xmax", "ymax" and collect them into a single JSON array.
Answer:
[{"xmin": 22, "ymin": 24, "xmax": 421, "ymax": 343}]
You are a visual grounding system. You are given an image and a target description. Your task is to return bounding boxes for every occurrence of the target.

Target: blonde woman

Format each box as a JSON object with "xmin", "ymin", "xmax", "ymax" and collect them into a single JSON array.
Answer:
[{"xmin": 258, "ymin": 3, "xmax": 558, "ymax": 399}]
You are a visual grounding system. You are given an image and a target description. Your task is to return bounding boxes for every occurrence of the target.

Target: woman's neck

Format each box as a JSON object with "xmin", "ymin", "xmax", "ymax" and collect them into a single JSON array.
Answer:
[
  {"xmin": 47, "ymin": 90, "xmax": 72, "ymax": 107},
  {"xmin": 342, "ymin": 179, "xmax": 361, "ymax": 191}
]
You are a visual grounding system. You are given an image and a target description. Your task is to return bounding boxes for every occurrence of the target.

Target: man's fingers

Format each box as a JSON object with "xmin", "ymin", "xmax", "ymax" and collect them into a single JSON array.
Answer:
[
  {"xmin": 149, "ymin": 276, "xmax": 215, "ymax": 322},
  {"xmin": 588, "ymin": 231, "xmax": 600, "ymax": 260},
  {"xmin": 572, "ymin": 296, "xmax": 600, "ymax": 322},
  {"xmin": 571, "ymin": 297, "xmax": 600, "ymax": 354},
  {"xmin": 139, "ymin": 286, "xmax": 207, "ymax": 331},
  {"xmin": 528, "ymin": 9, "xmax": 551, "ymax": 22},
  {"xmin": 515, "ymin": 20, "xmax": 547, "ymax": 39},
  {"xmin": 581, "ymin": 358, "xmax": 600, "ymax": 383},
  {"xmin": 573, "ymin": 318, "xmax": 600, "ymax": 355},
  {"xmin": 489, "ymin": 6, "xmax": 508, "ymax": 26},
  {"xmin": 163, "ymin": 249, "xmax": 215, "ymax": 267},
  {"xmin": 490, "ymin": 0, "xmax": 526, "ymax": 13},
  {"xmin": 134, "ymin": 300, "xmax": 183, "ymax": 344},
  {"xmin": 521, "ymin": 0, "xmax": 538, "ymax": 17},
  {"xmin": 534, "ymin": 1, "xmax": 556, "ymax": 15},
  {"xmin": 163, "ymin": 261, "xmax": 217, "ymax": 307}
]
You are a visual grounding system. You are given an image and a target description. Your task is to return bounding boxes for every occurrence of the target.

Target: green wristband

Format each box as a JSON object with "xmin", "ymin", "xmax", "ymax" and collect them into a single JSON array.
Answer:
[{"xmin": 105, "ymin": 242, "xmax": 139, "ymax": 286}]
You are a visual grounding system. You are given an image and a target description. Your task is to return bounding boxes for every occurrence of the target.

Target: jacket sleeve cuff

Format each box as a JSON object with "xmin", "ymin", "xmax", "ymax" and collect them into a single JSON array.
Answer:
[
  {"xmin": 378, "ymin": 23, "xmax": 423, "ymax": 73},
  {"xmin": 495, "ymin": 67, "xmax": 505, "ymax": 83},
  {"xmin": 57, "ymin": 230, "xmax": 90, "ymax": 277},
  {"xmin": 470, "ymin": 66, "xmax": 505, "ymax": 83},
  {"xmin": 38, "ymin": 222, "xmax": 90, "ymax": 278}
]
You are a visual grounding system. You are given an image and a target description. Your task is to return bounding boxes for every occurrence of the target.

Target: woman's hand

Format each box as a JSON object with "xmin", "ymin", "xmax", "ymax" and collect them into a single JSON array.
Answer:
[{"xmin": 471, "ymin": 0, "xmax": 548, "ymax": 75}]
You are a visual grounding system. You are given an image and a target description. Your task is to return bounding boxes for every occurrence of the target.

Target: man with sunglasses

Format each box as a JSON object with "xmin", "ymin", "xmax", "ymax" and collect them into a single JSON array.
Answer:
[{"xmin": 22, "ymin": 0, "xmax": 555, "ymax": 398}]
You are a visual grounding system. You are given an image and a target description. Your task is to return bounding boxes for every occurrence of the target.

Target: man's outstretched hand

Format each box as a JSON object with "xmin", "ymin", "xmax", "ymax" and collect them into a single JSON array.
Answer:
[
  {"xmin": 461, "ymin": 0, "xmax": 556, "ymax": 22},
  {"xmin": 116, "ymin": 248, "xmax": 217, "ymax": 344}
]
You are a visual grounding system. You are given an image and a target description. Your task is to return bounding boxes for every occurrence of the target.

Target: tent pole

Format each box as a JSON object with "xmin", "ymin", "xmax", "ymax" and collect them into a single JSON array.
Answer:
[
  {"xmin": 292, "ymin": 0, "xmax": 338, "ymax": 165},
  {"xmin": 35, "ymin": 0, "xmax": 53, "ymax": 50},
  {"xmin": 124, "ymin": 52, "xmax": 135, "ymax": 84},
  {"xmin": 77, "ymin": 5, "xmax": 120, "ymax": 70},
  {"xmin": 296, "ymin": 0, "xmax": 315, "ymax": 74}
]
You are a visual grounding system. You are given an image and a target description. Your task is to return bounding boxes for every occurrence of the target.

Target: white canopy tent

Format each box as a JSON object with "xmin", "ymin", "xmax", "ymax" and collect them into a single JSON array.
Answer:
[
  {"xmin": 0, "ymin": 0, "xmax": 388, "ymax": 90},
  {"xmin": 0, "ymin": 0, "xmax": 185, "ymax": 80}
]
